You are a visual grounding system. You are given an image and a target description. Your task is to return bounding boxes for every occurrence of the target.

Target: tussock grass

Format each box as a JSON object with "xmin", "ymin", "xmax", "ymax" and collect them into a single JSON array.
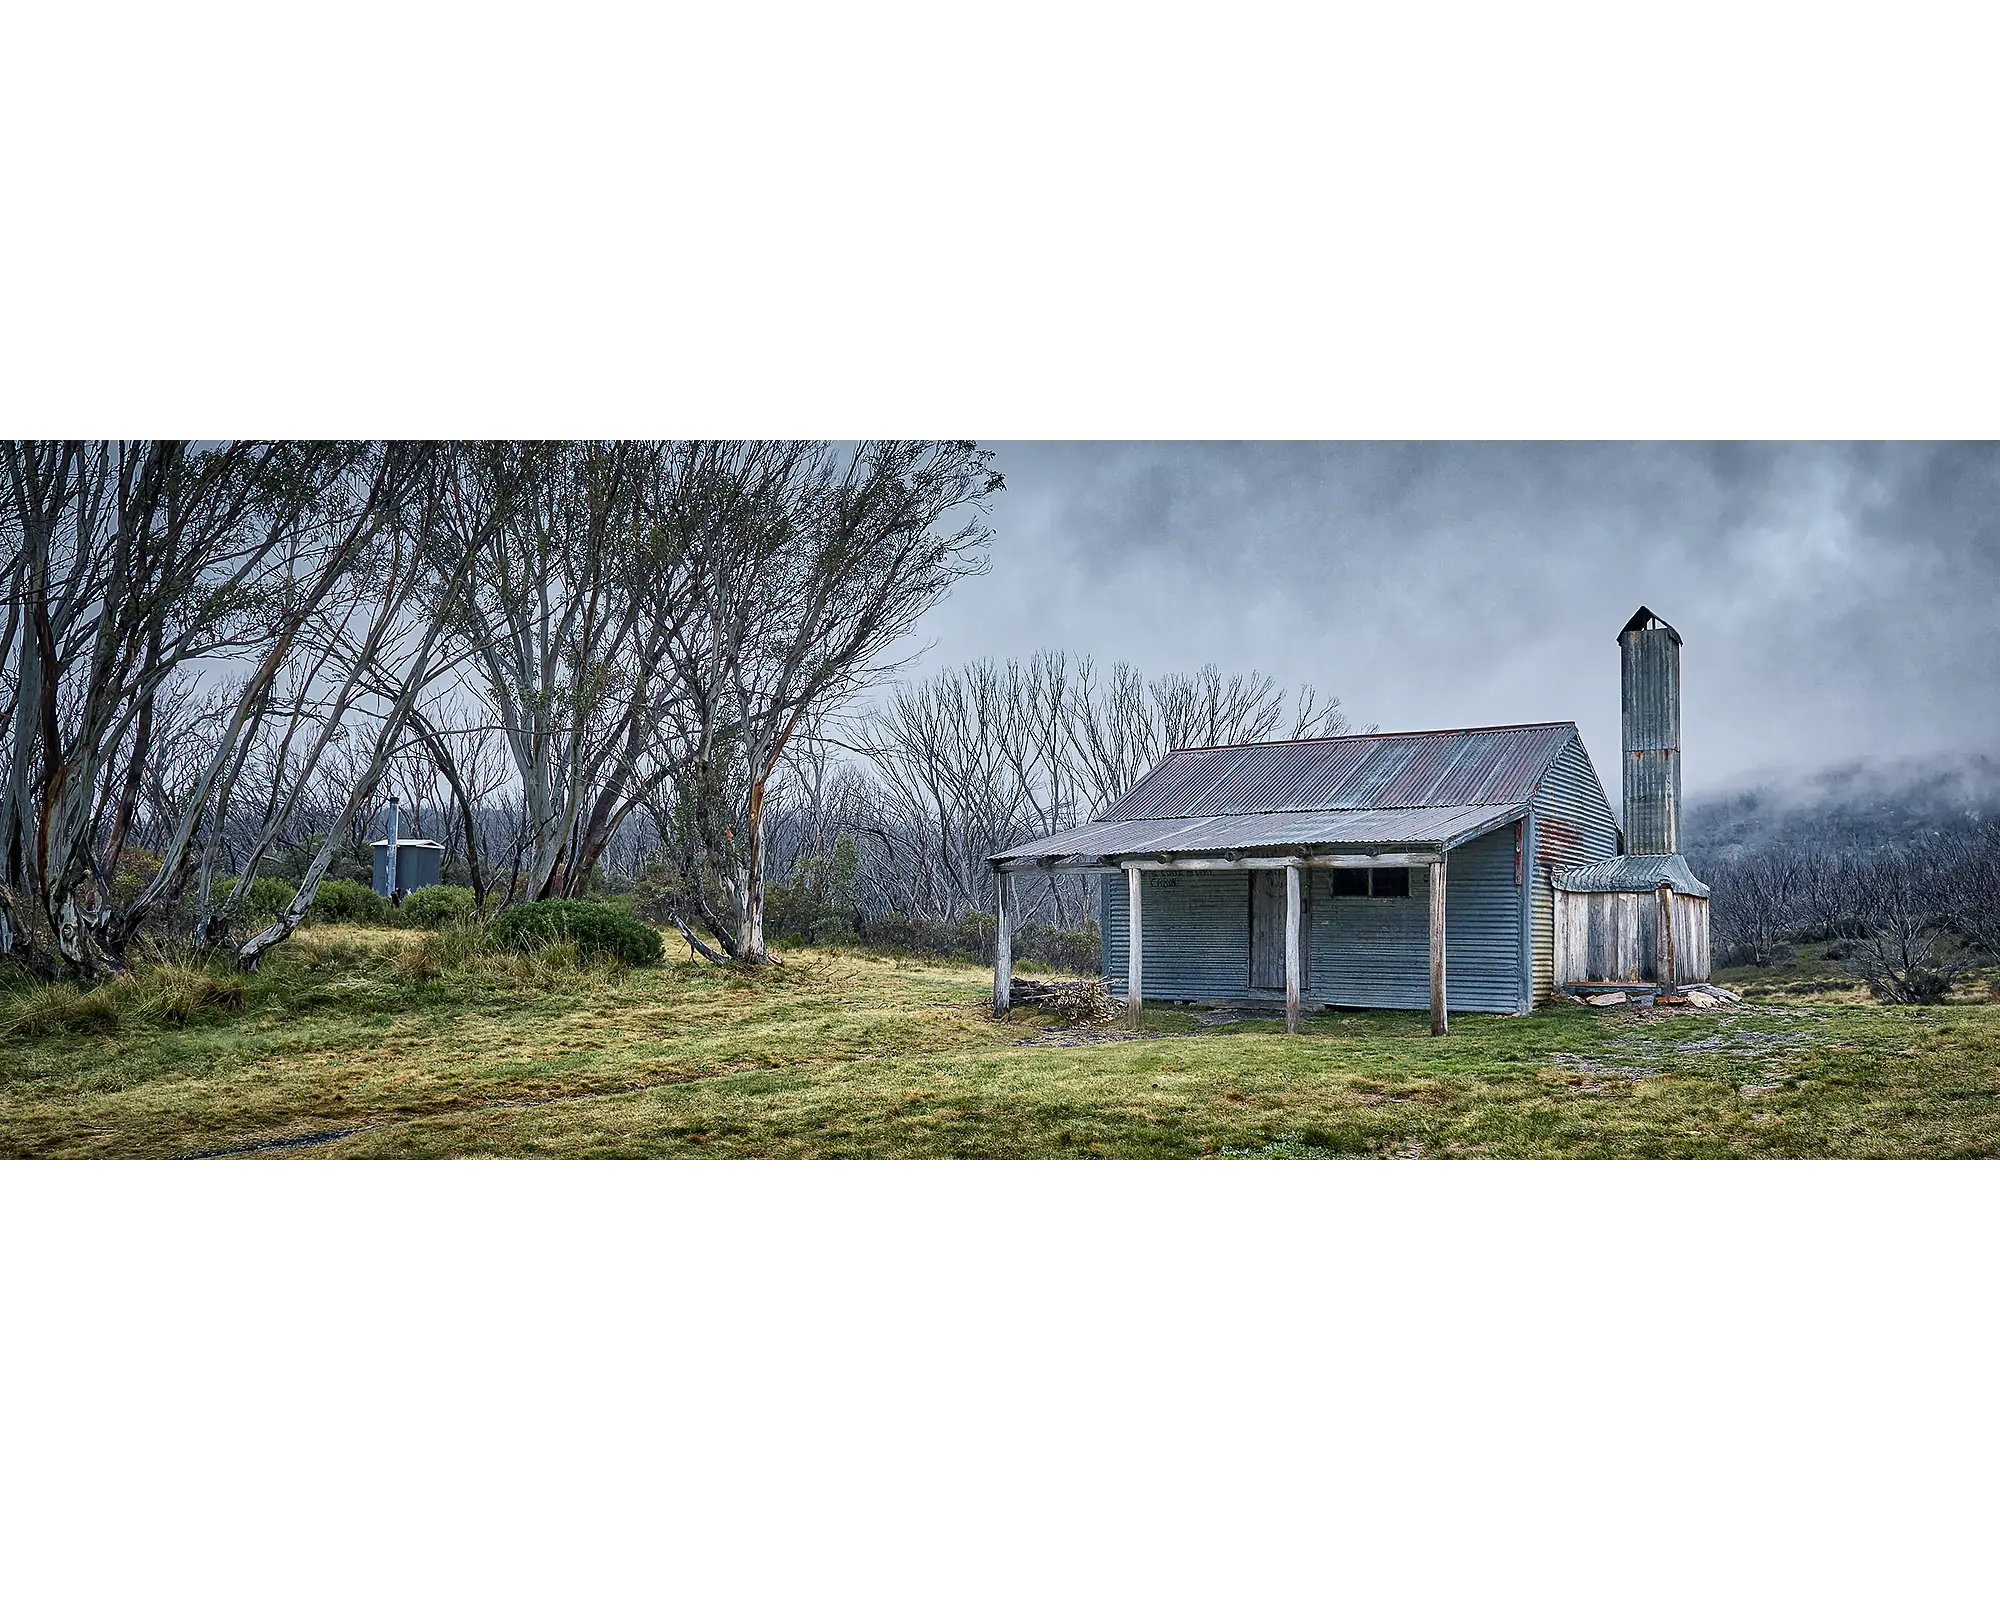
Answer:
[
  {"xmin": 3, "ymin": 951, "xmax": 246, "ymax": 1038},
  {"xmin": 4, "ymin": 979, "xmax": 125, "ymax": 1037},
  {"xmin": 130, "ymin": 960, "xmax": 248, "ymax": 1026},
  {"xmin": 2, "ymin": 932, "xmax": 1997, "ymax": 1159}
]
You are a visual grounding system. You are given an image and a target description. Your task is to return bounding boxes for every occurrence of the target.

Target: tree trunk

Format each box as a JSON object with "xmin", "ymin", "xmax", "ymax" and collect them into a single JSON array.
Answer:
[
  {"xmin": 103, "ymin": 630, "xmax": 162, "ymax": 887},
  {"xmin": 736, "ymin": 774, "xmax": 769, "ymax": 961}
]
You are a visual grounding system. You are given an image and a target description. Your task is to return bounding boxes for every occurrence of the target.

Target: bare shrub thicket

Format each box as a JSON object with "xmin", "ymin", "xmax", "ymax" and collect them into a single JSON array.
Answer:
[
  {"xmin": 1693, "ymin": 824, "xmax": 1999, "ymax": 1002},
  {"xmin": 751, "ymin": 653, "xmax": 1353, "ymax": 956}
]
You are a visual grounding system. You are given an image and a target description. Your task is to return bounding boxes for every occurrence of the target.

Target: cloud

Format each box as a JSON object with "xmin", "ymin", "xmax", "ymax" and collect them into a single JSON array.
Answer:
[{"xmin": 915, "ymin": 442, "xmax": 2000, "ymax": 795}]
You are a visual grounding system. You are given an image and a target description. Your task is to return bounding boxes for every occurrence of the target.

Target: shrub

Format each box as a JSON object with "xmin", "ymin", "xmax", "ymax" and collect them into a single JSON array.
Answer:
[
  {"xmin": 217, "ymin": 874, "xmax": 300, "ymax": 921},
  {"xmin": 627, "ymin": 864, "xmax": 691, "ymax": 929},
  {"xmin": 489, "ymin": 899, "xmax": 663, "ymax": 965},
  {"xmin": 109, "ymin": 848, "xmax": 164, "ymax": 906},
  {"xmin": 1015, "ymin": 922, "xmax": 1101, "ymax": 975},
  {"xmin": 849, "ymin": 913, "xmax": 1099, "ymax": 973},
  {"xmin": 310, "ymin": 877, "xmax": 392, "ymax": 925},
  {"xmin": 853, "ymin": 912, "xmax": 983, "ymax": 963},
  {"xmin": 1850, "ymin": 943, "xmax": 1959, "ymax": 1004},
  {"xmin": 958, "ymin": 911, "xmax": 998, "ymax": 958},
  {"xmin": 767, "ymin": 836, "xmax": 861, "ymax": 943},
  {"xmin": 403, "ymin": 884, "xmax": 477, "ymax": 929},
  {"xmin": 594, "ymin": 893, "xmax": 645, "ymax": 924}
]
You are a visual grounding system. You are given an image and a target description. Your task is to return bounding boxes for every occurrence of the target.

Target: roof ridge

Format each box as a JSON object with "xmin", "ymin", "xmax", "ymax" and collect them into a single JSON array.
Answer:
[
  {"xmin": 1160, "ymin": 720, "xmax": 1576, "ymax": 757},
  {"xmin": 1112, "ymin": 800, "xmax": 1513, "ymax": 822}
]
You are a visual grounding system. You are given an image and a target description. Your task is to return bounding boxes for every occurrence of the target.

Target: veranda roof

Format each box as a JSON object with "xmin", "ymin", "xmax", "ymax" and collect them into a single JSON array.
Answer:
[{"xmin": 990, "ymin": 802, "xmax": 1524, "ymax": 871}]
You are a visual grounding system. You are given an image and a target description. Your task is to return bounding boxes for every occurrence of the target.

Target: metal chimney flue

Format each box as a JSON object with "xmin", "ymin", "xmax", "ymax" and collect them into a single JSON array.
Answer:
[
  {"xmin": 386, "ymin": 794, "xmax": 401, "ymax": 898},
  {"xmin": 1618, "ymin": 607, "xmax": 1681, "ymax": 855}
]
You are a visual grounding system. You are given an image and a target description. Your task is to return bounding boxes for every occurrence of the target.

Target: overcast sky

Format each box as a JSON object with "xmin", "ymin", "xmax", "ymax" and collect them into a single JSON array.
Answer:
[{"xmin": 913, "ymin": 442, "xmax": 2000, "ymax": 800}]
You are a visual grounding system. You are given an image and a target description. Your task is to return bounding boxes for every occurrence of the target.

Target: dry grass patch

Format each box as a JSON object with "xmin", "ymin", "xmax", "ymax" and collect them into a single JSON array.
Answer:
[{"xmin": 4, "ymin": 936, "xmax": 1999, "ymax": 1158}]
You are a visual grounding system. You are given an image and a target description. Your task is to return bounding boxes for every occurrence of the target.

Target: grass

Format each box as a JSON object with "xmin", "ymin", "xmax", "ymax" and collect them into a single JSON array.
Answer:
[
  {"xmin": 1716, "ymin": 941, "xmax": 2000, "ymax": 1008},
  {"xmin": 1, "ymin": 931, "xmax": 1997, "ymax": 1159}
]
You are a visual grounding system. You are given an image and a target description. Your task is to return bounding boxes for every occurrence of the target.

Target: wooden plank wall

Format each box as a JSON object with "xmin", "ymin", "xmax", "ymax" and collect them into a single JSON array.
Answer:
[
  {"xmin": 1555, "ymin": 888, "xmax": 1712, "ymax": 985},
  {"xmin": 1554, "ymin": 888, "xmax": 1585, "ymax": 986},
  {"xmin": 1597, "ymin": 891, "xmax": 1655, "ymax": 982},
  {"xmin": 1672, "ymin": 893, "xmax": 1711, "ymax": 982}
]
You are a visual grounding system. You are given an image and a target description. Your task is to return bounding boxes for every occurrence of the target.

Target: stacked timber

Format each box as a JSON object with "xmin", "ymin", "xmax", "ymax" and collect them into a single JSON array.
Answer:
[{"xmin": 1009, "ymin": 977, "xmax": 1120, "ymax": 1026}]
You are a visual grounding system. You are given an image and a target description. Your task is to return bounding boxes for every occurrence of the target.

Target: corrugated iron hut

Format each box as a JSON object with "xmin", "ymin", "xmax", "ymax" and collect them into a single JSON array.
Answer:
[
  {"xmin": 1550, "ymin": 608, "xmax": 1711, "ymax": 991},
  {"xmin": 987, "ymin": 605, "xmax": 1704, "ymax": 1032},
  {"xmin": 990, "ymin": 721, "xmax": 1619, "ymax": 1035}
]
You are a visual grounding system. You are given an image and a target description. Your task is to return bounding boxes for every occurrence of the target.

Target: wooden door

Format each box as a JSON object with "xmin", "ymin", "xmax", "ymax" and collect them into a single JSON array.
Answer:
[{"xmin": 1249, "ymin": 871, "xmax": 1301, "ymax": 990}]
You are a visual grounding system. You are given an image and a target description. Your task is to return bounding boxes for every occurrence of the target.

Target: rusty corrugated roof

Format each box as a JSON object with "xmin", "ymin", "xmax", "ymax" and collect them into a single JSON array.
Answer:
[{"xmin": 1101, "ymin": 723, "xmax": 1577, "ymax": 822}]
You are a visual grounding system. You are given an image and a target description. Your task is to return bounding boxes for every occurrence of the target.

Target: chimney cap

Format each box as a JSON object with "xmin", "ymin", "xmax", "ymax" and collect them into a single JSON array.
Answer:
[{"xmin": 1618, "ymin": 606, "xmax": 1682, "ymax": 646}]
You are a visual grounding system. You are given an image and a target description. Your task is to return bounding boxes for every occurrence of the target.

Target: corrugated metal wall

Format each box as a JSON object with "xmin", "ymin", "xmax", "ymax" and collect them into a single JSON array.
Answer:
[
  {"xmin": 1307, "ymin": 831, "xmax": 1521, "ymax": 1012},
  {"xmin": 1529, "ymin": 734, "xmax": 1620, "ymax": 1003},
  {"xmin": 1305, "ymin": 867, "xmax": 1427, "ymax": 1009},
  {"xmin": 1099, "ymin": 827, "xmax": 1525, "ymax": 1014},
  {"xmin": 1101, "ymin": 871, "xmax": 1251, "ymax": 1001},
  {"xmin": 1439, "ymin": 828, "xmax": 1524, "ymax": 1013}
]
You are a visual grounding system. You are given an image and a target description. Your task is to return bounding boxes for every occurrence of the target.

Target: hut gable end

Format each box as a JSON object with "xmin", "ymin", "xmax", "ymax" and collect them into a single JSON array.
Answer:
[{"xmin": 1528, "ymin": 730, "xmax": 1621, "ymax": 1002}]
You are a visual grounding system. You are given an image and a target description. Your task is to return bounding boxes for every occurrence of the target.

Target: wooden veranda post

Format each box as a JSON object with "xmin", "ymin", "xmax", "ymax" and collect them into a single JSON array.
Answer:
[
  {"xmin": 1429, "ymin": 856, "xmax": 1449, "ymax": 1036},
  {"xmin": 993, "ymin": 868, "xmax": 1013, "ymax": 1019},
  {"xmin": 1125, "ymin": 865, "xmax": 1144, "ymax": 1030},
  {"xmin": 1284, "ymin": 863, "xmax": 1302, "ymax": 1034}
]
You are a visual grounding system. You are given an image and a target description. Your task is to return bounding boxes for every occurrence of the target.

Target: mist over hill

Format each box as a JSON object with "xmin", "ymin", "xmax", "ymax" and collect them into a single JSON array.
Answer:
[{"xmin": 1684, "ymin": 755, "xmax": 1999, "ymax": 857}]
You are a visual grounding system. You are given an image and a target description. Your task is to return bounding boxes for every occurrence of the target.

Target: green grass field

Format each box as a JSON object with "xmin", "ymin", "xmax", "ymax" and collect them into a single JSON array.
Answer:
[{"xmin": 3, "ymin": 928, "xmax": 1997, "ymax": 1158}]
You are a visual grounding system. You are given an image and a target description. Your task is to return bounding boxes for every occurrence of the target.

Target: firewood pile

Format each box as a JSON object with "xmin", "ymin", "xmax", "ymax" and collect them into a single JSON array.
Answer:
[{"xmin": 1009, "ymin": 977, "xmax": 1121, "ymax": 1026}]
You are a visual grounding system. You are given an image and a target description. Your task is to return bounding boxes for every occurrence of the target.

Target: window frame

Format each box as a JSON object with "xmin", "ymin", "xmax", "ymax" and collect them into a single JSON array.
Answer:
[{"xmin": 1327, "ymin": 866, "xmax": 1413, "ymax": 898}]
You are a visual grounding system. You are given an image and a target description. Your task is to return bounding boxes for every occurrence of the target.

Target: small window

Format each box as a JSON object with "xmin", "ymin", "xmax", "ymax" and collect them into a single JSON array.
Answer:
[
  {"xmin": 1330, "ymin": 868, "xmax": 1369, "ymax": 897},
  {"xmin": 1371, "ymin": 867, "xmax": 1411, "ymax": 897}
]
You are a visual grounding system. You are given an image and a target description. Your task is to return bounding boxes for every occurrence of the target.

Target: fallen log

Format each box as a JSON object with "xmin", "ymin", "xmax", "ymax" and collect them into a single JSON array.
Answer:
[{"xmin": 672, "ymin": 913, "xmax": 729, "ymax": 965}]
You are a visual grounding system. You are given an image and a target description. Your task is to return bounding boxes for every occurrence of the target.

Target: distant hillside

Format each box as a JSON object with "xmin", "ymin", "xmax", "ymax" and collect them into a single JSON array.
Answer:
[{"xmin": 1685, "ymin": 756, "xmax": 1999, "ymax": 857}]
